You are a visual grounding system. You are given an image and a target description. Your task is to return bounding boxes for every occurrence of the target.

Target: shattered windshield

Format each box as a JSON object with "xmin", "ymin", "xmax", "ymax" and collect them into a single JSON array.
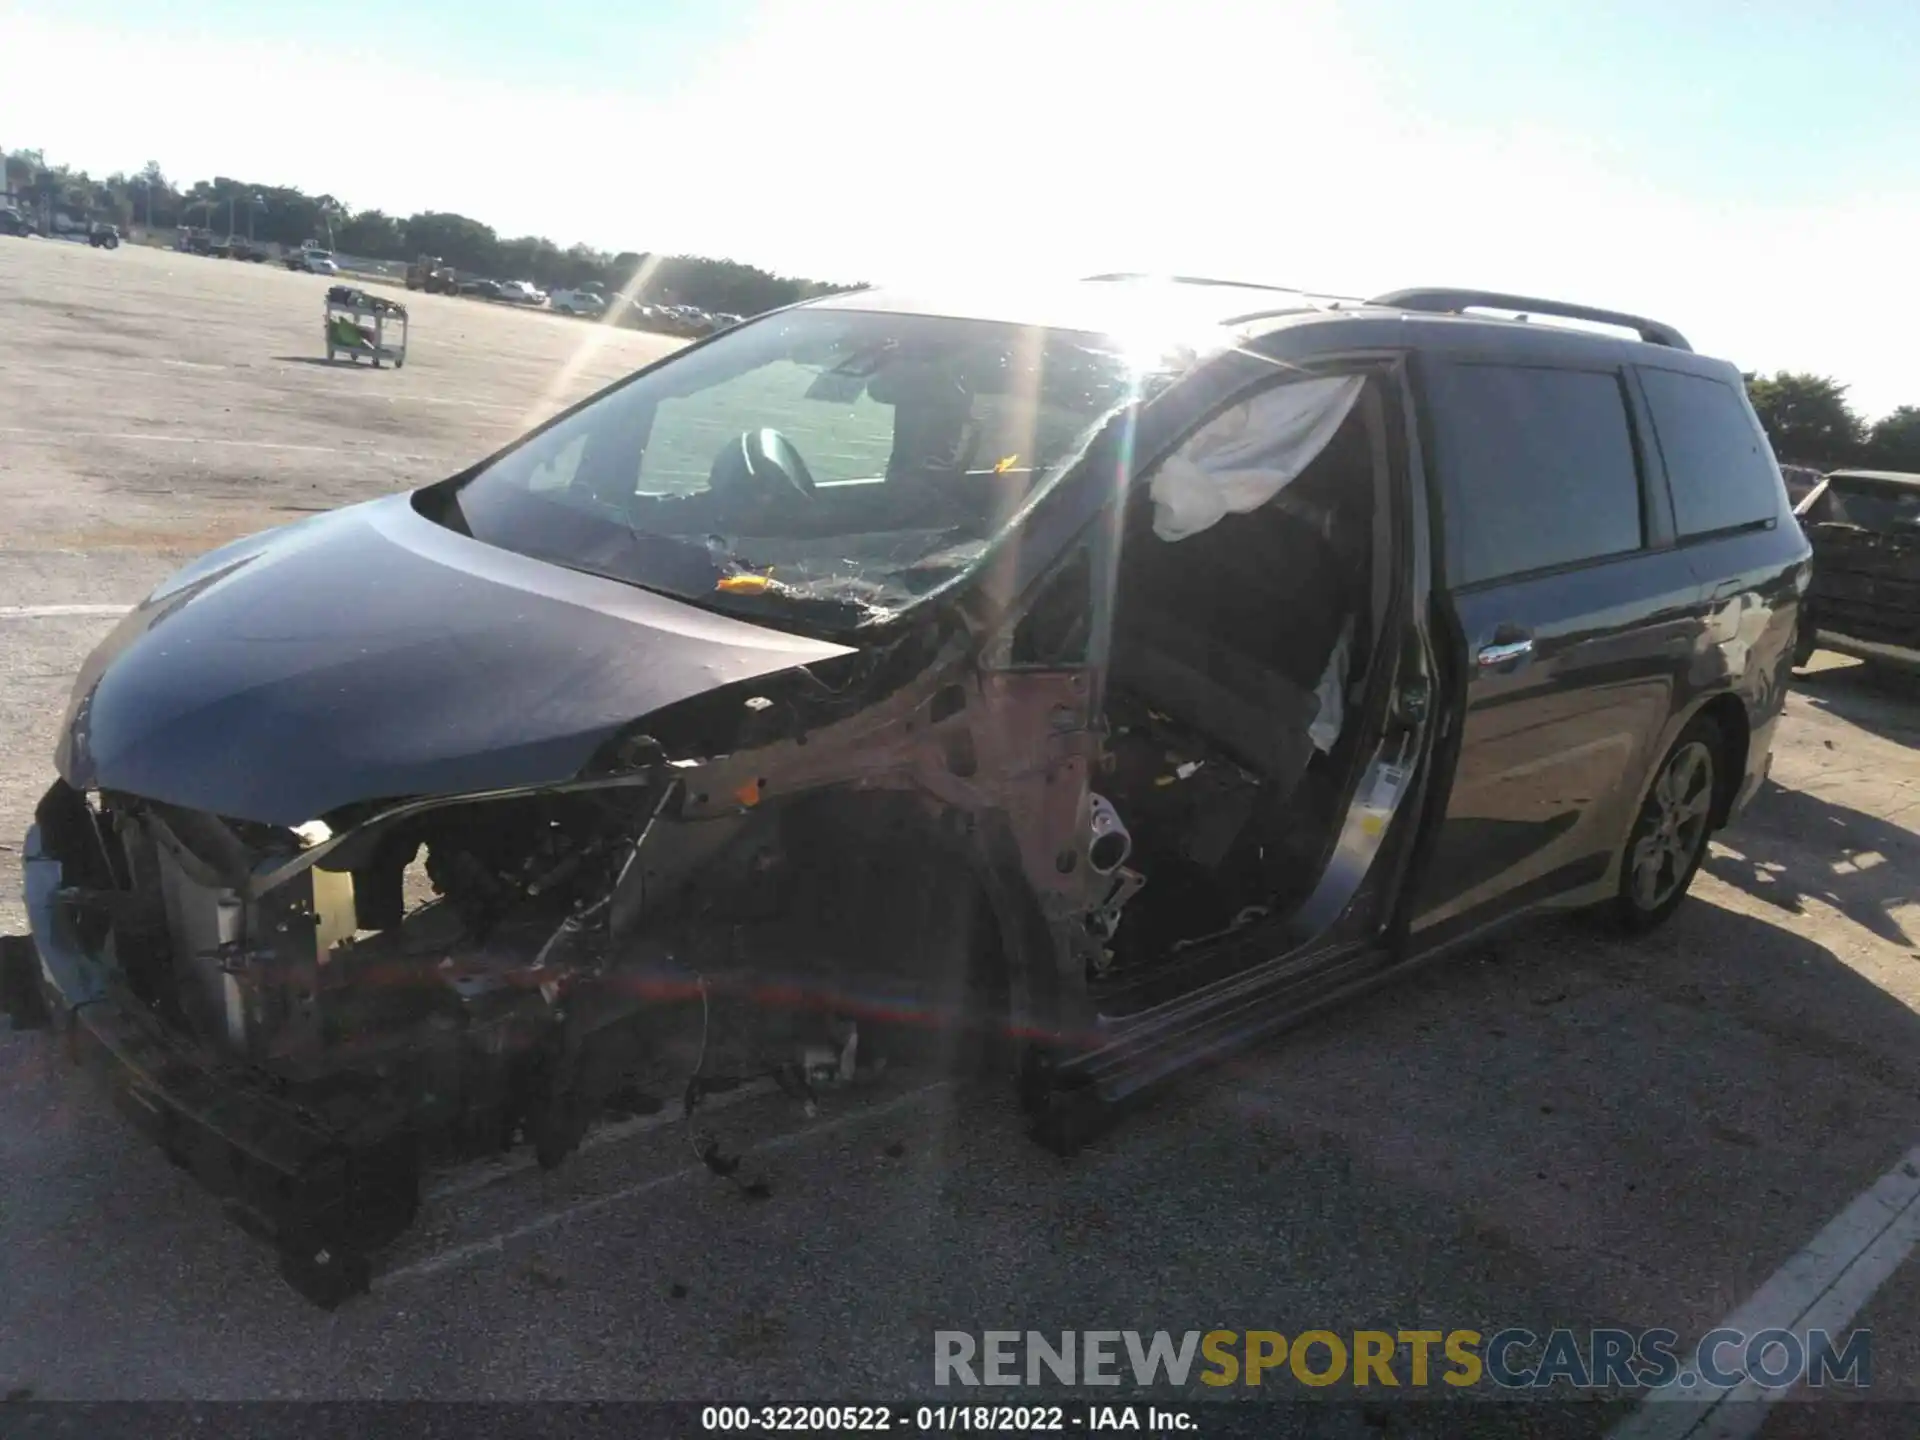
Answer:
[{"xmin": 446, "ymin": 309, "xmax": 1153, "ymax": 632}]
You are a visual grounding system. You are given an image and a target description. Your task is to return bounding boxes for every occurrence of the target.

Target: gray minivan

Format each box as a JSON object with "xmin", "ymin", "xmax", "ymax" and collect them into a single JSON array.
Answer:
[{"xmin": 13, "ymin": 278, "xmax": 1809, "ymax": 1302}]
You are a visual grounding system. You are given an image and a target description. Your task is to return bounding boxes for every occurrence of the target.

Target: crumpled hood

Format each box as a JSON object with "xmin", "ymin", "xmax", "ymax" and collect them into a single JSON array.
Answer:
[{"xmin": 57, "ymin": 493, "xmax": 854, "ymax": 825}]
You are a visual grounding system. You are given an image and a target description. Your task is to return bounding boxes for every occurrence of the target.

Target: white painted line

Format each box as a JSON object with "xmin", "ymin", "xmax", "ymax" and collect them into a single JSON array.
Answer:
[
  {"xmin": 1696, "ymin": 1197, "xmax": 1920, "ymax": 1437},
  {"xmin": 0, "ymin": 426, "xmax": 430, "ymax": 460},
  {"xmin": 0, "ymin": 604, "xmax": 132, "ymax": 619},
  {"xmin": 1, "ymin": 361, "xmax": 521, "ymax": 416},
  {"xmin": 423, "ymin": 1077, "xmax": 777, "ymax": 1202},
  {"xmin": 376, "ymin": 1081, "xmax": 946, "ymax": 1288},
  {"xmin": 0, "ymin": 426, "xmax": 337, "ymax": 453},
  {"xmin": 1610, "ymin": 1142, "xmax": 1920, "ymax": 1440}
]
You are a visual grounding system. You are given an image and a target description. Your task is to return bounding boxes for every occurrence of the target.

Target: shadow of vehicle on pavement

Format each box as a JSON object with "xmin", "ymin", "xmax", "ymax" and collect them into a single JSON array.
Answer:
[
  {"xmin": 1148, "ymin": 890, "xmax": 1920, "ymax": 1394},
  {"xmin": 1792, "ymin": 658, "xmax": 1920, "ymax": 748},
  {"xmin": 1706, "ymin": 778, "xmax": 1918, "ymax": 948}
]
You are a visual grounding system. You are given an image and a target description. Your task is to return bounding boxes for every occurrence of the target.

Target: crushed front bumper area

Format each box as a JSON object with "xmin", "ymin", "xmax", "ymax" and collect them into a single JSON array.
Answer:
[
  {"xmin": 14, "ymin": 755, "xmax": 1073, "ymax": 1307},
  {"xmin": 19, "ymin": 820, "xmax": 422, "ymax": 1308}
]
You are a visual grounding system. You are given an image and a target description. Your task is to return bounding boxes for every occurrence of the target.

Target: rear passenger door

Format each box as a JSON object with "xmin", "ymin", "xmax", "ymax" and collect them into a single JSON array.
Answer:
[{"xmin": 1406, "ymin": 355, "xmax": 1703, "ymax": 942}]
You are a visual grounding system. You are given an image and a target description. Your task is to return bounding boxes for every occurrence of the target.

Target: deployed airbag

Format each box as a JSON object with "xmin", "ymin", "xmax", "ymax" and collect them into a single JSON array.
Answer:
[{"xmin": 1149, "ymin": 375, "xmax": 1366, "ymax": 542}]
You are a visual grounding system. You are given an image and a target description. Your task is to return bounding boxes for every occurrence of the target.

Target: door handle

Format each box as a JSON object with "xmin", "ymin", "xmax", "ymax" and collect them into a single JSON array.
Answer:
[{"xmin": 1476, "ymin": 637, "xmax": 1534, "ymax": 668}]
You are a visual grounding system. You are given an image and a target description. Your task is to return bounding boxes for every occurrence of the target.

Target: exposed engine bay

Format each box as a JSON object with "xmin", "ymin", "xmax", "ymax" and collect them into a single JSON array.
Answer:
[{"xmin": 28, "ymin": 613, "xmax": 1116, "ymax": 1301}]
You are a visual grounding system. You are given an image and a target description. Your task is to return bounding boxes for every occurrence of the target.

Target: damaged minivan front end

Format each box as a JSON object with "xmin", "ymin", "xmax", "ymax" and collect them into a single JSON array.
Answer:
[
  {"xmin": 24, "ymin": 590, "xmax": 1100, "ymax": 1302},
  {"xmin": 20, "ymin": 296, "xmax": 1231, "ymax": 1303}
]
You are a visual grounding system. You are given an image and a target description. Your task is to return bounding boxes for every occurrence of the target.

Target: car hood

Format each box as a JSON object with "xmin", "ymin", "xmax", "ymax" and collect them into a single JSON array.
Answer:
[{"xmin": 57, "ymin": 493, "xmax": 855, "ymax": 826}]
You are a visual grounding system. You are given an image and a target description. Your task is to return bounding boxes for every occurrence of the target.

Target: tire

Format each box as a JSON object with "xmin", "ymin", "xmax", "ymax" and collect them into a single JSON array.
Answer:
[
  {"xmin": 1792, "ymin": 616, "xmax": 1817, "ymax": 671},
  {"xmin": 1604, "ymin": 715, "xmax": 1722, "ymax": 934}
]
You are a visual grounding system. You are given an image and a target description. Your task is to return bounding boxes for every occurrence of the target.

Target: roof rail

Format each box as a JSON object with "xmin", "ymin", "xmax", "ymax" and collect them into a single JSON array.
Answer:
[
  {"xmin": 1083, "ymin": 272, "xmax": 1318, "ymax": 296},
  {"xmin": 1367, "ymin": 288, "xmax": 1691, "ymax": 351}
]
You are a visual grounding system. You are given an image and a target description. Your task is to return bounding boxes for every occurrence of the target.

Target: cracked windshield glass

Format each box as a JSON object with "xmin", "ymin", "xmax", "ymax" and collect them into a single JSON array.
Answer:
[{"xmin": 448, "ymin": 309, "xmax": 1145, "ymax": 629}]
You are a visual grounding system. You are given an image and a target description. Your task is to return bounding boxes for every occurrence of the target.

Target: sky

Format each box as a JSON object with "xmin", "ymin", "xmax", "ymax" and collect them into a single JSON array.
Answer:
[{"xmin": 2, "ymin": 0, "xmax": 1916, "ymax": 416}]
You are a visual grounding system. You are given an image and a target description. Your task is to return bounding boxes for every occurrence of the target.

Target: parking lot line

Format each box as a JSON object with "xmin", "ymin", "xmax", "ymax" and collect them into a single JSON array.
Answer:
[
  {"xmin": 0, "ymin": 426, "xmax": 429, "ymax": 460},
  {"xmin": 1610, "ymin": 1141, "xmax": 1920, "ymax": 1440},
  {"xmin": 376, "ymin": 1080, "xmax": 948, "ymax": 1289},
  {"xmin": 0, "ymin": 604, "xmax": 132, "ymax": 618}
]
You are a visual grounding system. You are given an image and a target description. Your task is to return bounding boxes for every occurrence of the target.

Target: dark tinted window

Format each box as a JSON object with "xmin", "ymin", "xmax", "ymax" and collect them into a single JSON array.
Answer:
[
  {"xmin": 1816, "ymin": 478, "xmax": 1920, "ymax": 533},
  {"xmin": 1427, "ymin": 363, "xmax": 1644, "ymax": 587},
  {"xmin": 1638, "ymin": 366, "xmax": 1781, "ymax": 538}
]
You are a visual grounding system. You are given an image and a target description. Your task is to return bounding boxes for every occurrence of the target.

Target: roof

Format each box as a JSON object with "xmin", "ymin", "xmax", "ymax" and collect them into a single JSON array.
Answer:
[
  {"xmin": 803, "ymin": 276, "xmax": 1695, "ymax": 358},
  {"xmin": 804, "ymin": 275, "xmax": 1344, "ymax": 338},
  {"xmin": 1826, "ymin": 469, "xmax": 1920, "ymax": 487}
]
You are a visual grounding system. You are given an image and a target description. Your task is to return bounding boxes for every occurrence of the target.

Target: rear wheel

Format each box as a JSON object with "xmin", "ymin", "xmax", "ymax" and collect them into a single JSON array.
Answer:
[{"xmin": 1605, "ymin": 716, "xmax": 1721, "ymax": 933}]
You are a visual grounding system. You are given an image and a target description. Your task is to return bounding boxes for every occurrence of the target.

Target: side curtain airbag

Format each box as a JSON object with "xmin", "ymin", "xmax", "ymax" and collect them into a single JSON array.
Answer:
[{"xmin": 1149, "ymin": 375, "xmax": 1367, "ymax": 542}]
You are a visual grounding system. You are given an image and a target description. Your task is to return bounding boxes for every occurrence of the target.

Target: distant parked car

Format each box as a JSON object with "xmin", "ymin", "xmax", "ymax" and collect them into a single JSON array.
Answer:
[
  {"xmin": 406, "ymin": 255, "xmax": 460, "ymax": 294},
  {"xmin": 460, "ymin": 278, "xmax": 504, "ymax": 300},
  {"xmin": 0, "ymin": 208, "xmax": 35, "ymax": 238},
  {"xmin": 1794, "ymin": 469, "xmax": 1920, "ymax": 673},
  {"xmin": 88, "ymin": 223, "xmax": 121, "ymax": 250},
  {"xmin": 651, "ymin": 305, "xmax": 716, "ymax": 337},
  {"xmin": 1779, "ymin": 464, "xmax": 1824, "ymax": 506},
  {"xmin": 550, "ymin": 284, "xmax": 609, "ymax": 317},
  {"xmin": 498, "ymin": 280, "xmax": 547, "ymax": 306},
  {"xmin": 286, "ymin": 248, "xmax": 338, "ymax": 274}
]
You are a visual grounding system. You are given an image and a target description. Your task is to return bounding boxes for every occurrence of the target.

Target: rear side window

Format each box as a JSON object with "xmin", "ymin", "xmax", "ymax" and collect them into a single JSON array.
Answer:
[
  {"xmin": 1637, "ymin": 367, "xmax": 1781, "ymax": 538},
  {"xmin": 1426, "ymin": 363, "xmax": 1644, "ymax": 588}
]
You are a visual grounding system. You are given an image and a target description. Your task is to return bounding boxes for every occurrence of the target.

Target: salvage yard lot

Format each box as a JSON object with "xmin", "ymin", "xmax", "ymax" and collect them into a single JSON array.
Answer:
[{"xmin": 4, "ymin": 238, "xmax": 1920, "ymax": 1433}]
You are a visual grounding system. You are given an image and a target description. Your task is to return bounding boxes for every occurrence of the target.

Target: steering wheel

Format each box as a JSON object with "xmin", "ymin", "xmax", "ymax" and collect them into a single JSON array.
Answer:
[{"xmin": 708, "ymin": 428, "xmax": 818, "ymax": 503}]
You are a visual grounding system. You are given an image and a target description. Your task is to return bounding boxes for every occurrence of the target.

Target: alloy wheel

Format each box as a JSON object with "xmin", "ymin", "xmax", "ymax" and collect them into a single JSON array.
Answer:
[{"xmin": 1629, "ymin": 740, "xmax": 1715, "ymax": 910}]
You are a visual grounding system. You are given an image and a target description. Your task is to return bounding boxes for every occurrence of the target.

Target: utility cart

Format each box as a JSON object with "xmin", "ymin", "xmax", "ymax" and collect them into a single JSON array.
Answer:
[{"xmin": 324, "ymin": 285, "xmax": 409, "ymax": 368}]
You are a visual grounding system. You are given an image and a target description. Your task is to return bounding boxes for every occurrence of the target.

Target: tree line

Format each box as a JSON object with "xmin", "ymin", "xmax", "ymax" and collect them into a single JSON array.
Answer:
[
  {"xmin": 1744, "ymin": 373, "xmax": 1919, "ymax": 476},
  {"xmin": 2, "ymin": 150, "xmax": 860, "ymax": 317}
]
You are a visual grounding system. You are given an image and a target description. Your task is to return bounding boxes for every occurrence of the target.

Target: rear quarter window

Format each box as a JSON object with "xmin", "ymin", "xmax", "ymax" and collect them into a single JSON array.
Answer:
[
  {"xmin": 1424, "ymin": 362, "xmax": 1646, "ymax": 588},
  {"xmin": 1637, "ymin": 366, "xmax": 1782, "ymax": 538}
]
